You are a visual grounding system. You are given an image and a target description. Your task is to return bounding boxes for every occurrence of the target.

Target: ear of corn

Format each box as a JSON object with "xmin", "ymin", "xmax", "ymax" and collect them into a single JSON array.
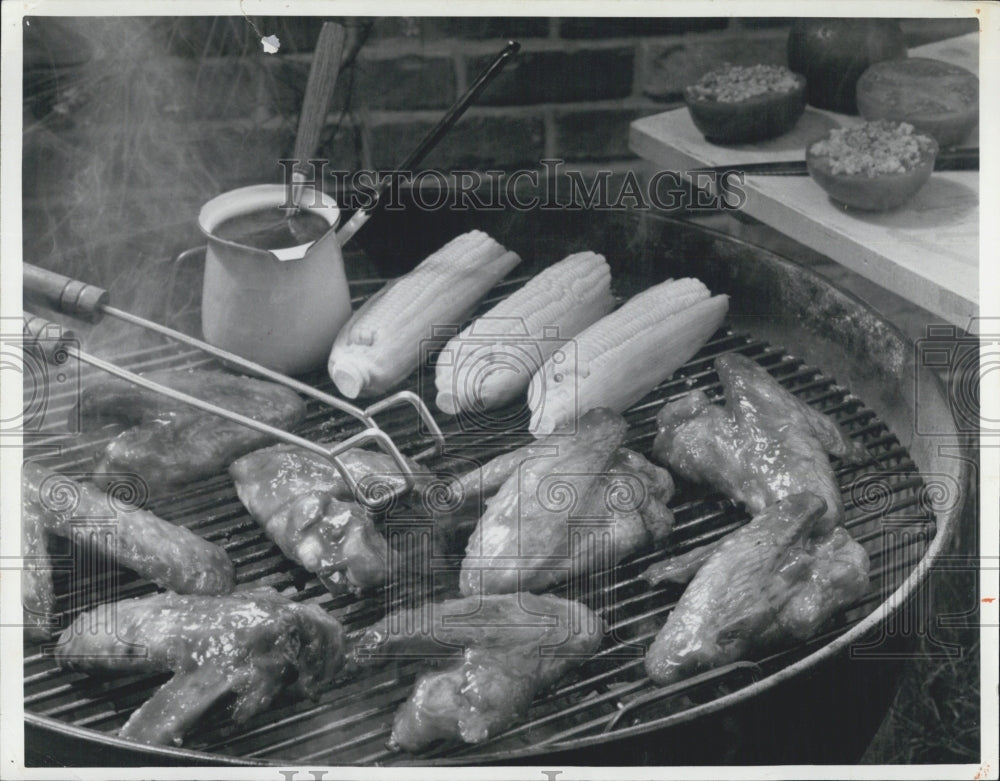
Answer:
[
  {"xmin": 328, "ymin": 231, "xmax": 521, "ymax": 398},
  {"xmin": 529, "ymin": 278, "xmax": 729, "ymax": 436},
  {"xmin": 434, "ymin": 251, "xmax": 615, "ymax": 415}
]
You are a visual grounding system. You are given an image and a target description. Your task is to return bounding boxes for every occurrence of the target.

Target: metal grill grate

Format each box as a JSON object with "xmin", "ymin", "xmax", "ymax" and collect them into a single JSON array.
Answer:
[{"xmin": 22, "ymin": 277, "xmax": 934, "ymax": 764}]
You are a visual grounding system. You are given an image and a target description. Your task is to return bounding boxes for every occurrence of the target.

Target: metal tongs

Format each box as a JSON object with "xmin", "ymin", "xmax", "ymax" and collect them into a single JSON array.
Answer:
[
  {"xmin": 23, "ymin": 264, "xmax": 445, "ymax": 512},
  {"xmin": 20, "ymin": 40, "xmax": 525, "ymax": 510}
]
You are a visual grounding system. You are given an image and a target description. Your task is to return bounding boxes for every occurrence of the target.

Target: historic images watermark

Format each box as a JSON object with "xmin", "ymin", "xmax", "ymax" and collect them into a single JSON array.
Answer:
[
  {"xmin": 280, "ymin": 158, "xmax": 749, "ymax": 213},
  {"xmin": 418, "ymin": 318, "xmax": 580, "ymax": 436},
  {"xmin": 914, "ymin": 318, "xmax": 998, "ymax": 437},
  {"xmin": 1, "ymin": 317, "xmax": 81, "ymax": 440}
]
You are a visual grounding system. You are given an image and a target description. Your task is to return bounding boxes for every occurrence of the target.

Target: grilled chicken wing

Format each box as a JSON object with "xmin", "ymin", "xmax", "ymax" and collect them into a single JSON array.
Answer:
[
  {"xmin": 459, "ymin": 408, "xmax": 674, "ymax": 596},
  {"xmin": 653, "ymin": 353, "xmax": 868, "ymax": 530},
  {"xmin": 354, "ymin": 593, "xmax": 603, "ymax": 751},
  {"xmin": 230, "ymin": 444, "xmax": 432, "ymax": 516},
  {"xmin": 21, "ymin": 463, "xmax": 235, "ymax": 638},
  {"xmin": 644, "ymin": 492, "xmax": 869, "ymax": 686},
  {"xmin": 76, "ymin": 369, "xmax": 306, "ymax": 492},
  {"xmin": 641, "ymin": 537, "xmax": 727, "ymax": 587},
  {"xmin": 21, "ymin": 497, "xmax": 57, "ymax": 642},
  {"xmin": 230, "ymin": 446, "xmax": 434, "ymax": 591},
  {"xmin": 54, "ymin": 587, "xmax": 345, "ymax": 746}
]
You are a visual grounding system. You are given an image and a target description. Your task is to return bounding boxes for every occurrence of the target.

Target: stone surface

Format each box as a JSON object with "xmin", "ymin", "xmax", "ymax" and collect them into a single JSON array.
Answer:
[
  {"xmin": 734, "ymin": 18, "xmax": 793, "ymax": 30},
  {"xmin": 159, "ymin": 16, "xmax": 327, "ymax": 57},
  {"xmin": 560, "ymin": 17, "xmax": 727, "ymax": 38},
  {"xmin": 642, "ymin": 33, "xmax": 789, "ymax": 101},
  {"xmin": 180, "ymin": 58, "xmax": 266, "ymax": 119},
  {"xmin": 353, "ymin": 54, "xmax": 457, "ymax": 110},
  {"xmin": 369, "ymin": 17, "xmax": 551, "ymax": 40},
  {"xmin": 900, "ymin": 17, "xmax": 979, "ymax": 47},
  {"xmin": 266, "ymin": 51, "xmax": 455, "ymax": 122},
  {"xmin": 369, "ymin": 112, "xmax": 545, "ymax": 170},
  {"xmin": 196, "ymin": 121, "xmax": 299, "ymax": 188},
  {"xmin": 429, "ymin": 17, "xmax": 551, "ymax": 39},
  {"xmin": 554, "ymin": 106, "xmax": 654, "ymax": 161},
  {"xmin": 312, "ymin": 120, "xmax": 366, "ymax": 173},
  {"xmin": 467, "ymin": 46, "xmax": 636, "ymax": 106}
]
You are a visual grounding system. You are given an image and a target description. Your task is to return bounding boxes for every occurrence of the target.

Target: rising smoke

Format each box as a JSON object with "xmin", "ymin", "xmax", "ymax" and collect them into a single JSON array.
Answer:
[{"xmin": 22, "ymin": 16, "xmax": 336, "ymax": 354}]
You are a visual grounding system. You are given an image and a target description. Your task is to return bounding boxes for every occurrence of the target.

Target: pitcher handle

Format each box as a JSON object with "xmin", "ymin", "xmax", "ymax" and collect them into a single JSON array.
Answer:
[
  {"xmin": 175, "ymin": 245, "xmax": 206, "ymax": 266},
  {"xmin": 165, "ymin": 245, "xmax": 207, "ymax": 328}
]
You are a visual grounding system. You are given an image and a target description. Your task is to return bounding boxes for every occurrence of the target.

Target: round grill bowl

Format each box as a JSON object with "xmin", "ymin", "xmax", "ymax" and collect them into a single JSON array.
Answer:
[{"xmin": 24, "ymin": 206, "xmax": 969, "ymax": 766}]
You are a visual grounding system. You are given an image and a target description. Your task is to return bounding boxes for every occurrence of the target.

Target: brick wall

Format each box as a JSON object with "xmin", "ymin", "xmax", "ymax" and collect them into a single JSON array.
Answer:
[{"xmin": 25, "ymin": 16, "xmax": 978, "ymax": 192}]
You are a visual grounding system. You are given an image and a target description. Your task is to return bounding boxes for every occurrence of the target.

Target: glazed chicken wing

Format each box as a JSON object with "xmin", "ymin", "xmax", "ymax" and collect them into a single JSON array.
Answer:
[
  {"xmin": 54, "ymin": 587, "xmax": 345, "ymax": 746},
  {"xmin": 21, "ymin": 463, "xmax": 235, "ymax": 639},
  {"xmin": 644, "ymin": 492, "xmax": 869, "ymax": 686},
  {"xmin": 230, "ymin": 444, "xmax": 432, "ymax": 516},
  {"xmin": 230, "ymin": 445, "xmax": 434, "ymax": 591},
  {"xmin": 653, "ymin": 353, "xmax": 868, "ymax": 530},
  {"xmin": 76, "ymin": 369, "xmax": 306, "ymax": 492},
  {"xmin": 21, "ymin": 497, "xmax": 57, "ymax": 642},
  {"xmin": 353, "ymin": 593, "xmax": 603, "ymax": 752},
  {"xmin": 459, "ymin": 408, "xmax": 674, "ymax": 596}
]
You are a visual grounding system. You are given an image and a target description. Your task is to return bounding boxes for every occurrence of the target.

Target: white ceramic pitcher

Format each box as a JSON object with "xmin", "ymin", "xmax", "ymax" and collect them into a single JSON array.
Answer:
[{"xmin": 196, "ymin": 184, "xmax": 351, "ymax": 376}]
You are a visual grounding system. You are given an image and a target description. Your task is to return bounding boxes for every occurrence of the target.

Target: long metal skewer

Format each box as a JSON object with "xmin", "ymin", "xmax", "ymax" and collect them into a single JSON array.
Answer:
[
  {"xmin": 99, "ymin": 303, "xmax": 444, "ymax": 458},
  {"xmin": 22, "ymin": 308, "xmax": 427, "ymax": 510},
  {"xmin": 105, "ymin": 303, "xmax": 379, "ymax": 425},
  {"xmin": 23, "ymin": 264, "xmax": 445, "ymax": 473}
]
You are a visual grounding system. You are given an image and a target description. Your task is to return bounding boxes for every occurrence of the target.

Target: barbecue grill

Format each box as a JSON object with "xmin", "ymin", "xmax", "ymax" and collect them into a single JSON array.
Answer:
[{"xmin": 22, "ymin": 204, "xmax": 969, "ymax": 766}]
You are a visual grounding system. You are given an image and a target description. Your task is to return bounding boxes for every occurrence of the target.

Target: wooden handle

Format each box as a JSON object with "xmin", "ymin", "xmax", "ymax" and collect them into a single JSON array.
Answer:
[
  {"xmin": 23, "ymin": 312, "xmax": 76, "ymax": 365},
  {"xmin": 23, "ymin": 264, "xmax": 108, "ymax": 322},
  {"xmin": 292, "ymin": 22, "xmax": 347, "ymax": 172}
]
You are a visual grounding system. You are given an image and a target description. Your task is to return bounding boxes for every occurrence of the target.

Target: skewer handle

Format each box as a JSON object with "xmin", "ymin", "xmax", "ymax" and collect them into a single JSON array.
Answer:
[
  {"xmin": 22, "ymin": 312, "xmax": 76, "ymax": 365},
  {"xmin": 23, "ymin": 264, "xmax": 109, "ymax": 323}
]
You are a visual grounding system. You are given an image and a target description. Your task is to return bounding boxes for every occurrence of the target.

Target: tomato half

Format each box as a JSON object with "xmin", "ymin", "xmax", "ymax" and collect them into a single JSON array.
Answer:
[
  {"xmin": 856, "ymin": 57, "xmax": 979, "ymax": 147},
  {"xmin": 787, "ymin": 19, "xmax": 907, "ymax": 114}
]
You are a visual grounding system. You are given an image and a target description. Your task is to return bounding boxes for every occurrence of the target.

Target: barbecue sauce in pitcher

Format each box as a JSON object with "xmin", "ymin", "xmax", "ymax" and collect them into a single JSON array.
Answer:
[
  {"xmin": 214, "ymin": 207, "xmax": 330, "ymax": 250},
  {"xmin": 199, "ymin": 184, "xmax": 350, "ymax": 375}
]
